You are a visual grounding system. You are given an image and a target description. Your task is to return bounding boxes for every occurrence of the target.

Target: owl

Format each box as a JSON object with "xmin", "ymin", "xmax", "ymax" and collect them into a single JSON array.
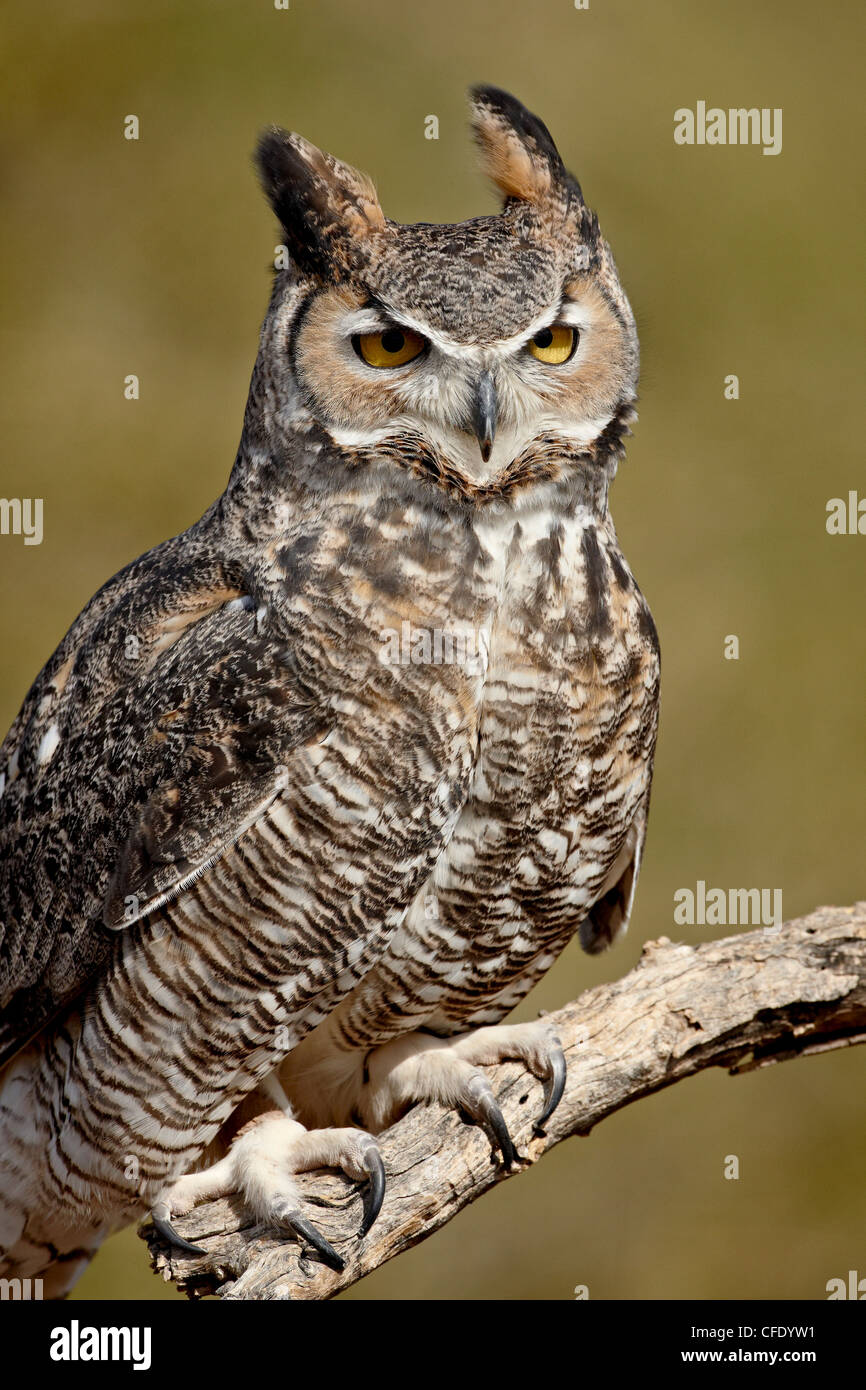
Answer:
[{"xmin": 0, "ymin": 86, "xmax": 659, "ymax": 1295}]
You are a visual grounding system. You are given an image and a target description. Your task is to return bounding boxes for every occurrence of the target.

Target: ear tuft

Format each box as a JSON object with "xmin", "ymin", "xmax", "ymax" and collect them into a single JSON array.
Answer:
[
  {"xmin": 255, "ymin": 126, "xmax": 384, "ymax": 279},
  {"xmin": 468, "ymin": 85, "xmax": 580, "ymax": 211}
]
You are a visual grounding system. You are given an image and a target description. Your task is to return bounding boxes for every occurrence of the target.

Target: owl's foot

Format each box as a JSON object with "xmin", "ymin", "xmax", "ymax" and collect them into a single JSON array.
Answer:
[
  {"xmin": 361, "ymin": 1019, "xmax": 566, "ymax": 1168},
  {"xmin": 150, "ymin": 1112, "xmax": 385, "ymax": 1271}
]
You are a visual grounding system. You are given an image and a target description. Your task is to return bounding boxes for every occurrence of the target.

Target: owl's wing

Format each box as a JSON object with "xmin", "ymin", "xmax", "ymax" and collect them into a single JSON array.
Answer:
[
  {"xmin": 0, "ymin": 528, "xmax": 468, "ymax": 1066},
  {"xmin": 578, "ymin": 799, "xmax": 649, "ymax": 954}
]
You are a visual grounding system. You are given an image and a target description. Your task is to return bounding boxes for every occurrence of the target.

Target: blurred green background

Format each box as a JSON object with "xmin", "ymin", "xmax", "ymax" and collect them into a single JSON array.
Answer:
[{"xmin": 1, "ymin": 0, "xmax": 863, "ymax": 1300}]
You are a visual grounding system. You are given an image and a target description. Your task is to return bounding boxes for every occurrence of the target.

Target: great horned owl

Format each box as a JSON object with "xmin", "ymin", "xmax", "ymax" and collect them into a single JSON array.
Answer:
[{"xmin": 0, "ymin": 87, "xmax": 659, "ymax": 1295}]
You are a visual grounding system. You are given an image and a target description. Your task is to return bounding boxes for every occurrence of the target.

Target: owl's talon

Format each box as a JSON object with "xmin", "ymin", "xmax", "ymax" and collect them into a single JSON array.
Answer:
[
  {"xmin": 462, "ymin": 1073, "xmax": 518, "ymax": 1168},
  {"xmin": 534, "ymin": 1039, "xmax": 566, "ymax": 1134},
  {"xmin": 362, "ymin": 1022, "xmax": 572, "ymax": 1166},
  {"xmin": 150, "ymin": 1211, "xmax": 207, "ymax": 1258},
  {"xmin": 359, "ymin": 1145, "xmax": 386, "ymax": 1235},
  {"xmin": 149, "ymin": 1116, "xmax": 379, "ymax": 1274},
  {"xmin": 286, "ymin": 1211, "xmax": 345, "ymax": 1272}
]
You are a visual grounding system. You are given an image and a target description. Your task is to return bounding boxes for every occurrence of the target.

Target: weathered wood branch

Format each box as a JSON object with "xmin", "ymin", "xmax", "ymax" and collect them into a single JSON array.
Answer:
[{"xmin": 142, "ymin": 902, "xmax": 866, "ymax": 1299}]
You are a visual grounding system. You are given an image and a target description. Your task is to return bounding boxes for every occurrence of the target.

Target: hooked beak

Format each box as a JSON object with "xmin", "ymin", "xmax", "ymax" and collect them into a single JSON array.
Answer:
[{"xmin": 471, "ymin": 371, "xmax": 497, "ymax": 463}]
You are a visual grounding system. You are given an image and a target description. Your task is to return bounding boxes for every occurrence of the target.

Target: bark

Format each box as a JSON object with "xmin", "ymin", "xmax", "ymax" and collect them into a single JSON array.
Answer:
[{"xmin": 141, "ymin": 902, "xmax": 866, "ymax": 1299}]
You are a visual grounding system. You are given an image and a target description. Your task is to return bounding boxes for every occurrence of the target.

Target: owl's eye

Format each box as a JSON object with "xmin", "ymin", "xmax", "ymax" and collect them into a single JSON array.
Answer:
[
  {"xmin": 353, "ymin": 326, "xmax": 426, "ymax": 369},
  {"xmin": 527, "ymin": 324, "xmax": 577, "ymax": 365}
]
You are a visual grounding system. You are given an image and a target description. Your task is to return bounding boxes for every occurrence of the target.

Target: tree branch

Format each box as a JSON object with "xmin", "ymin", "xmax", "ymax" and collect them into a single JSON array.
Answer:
[{"xmin": 141, "ymin": 902, "xmax": 866, "ymax": 1299}]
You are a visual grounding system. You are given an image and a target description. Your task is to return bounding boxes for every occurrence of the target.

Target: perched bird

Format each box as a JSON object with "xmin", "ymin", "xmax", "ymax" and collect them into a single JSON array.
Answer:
[{"xmin": 0, "ymin": 86, "xmax": 659, "ymax": 1296}]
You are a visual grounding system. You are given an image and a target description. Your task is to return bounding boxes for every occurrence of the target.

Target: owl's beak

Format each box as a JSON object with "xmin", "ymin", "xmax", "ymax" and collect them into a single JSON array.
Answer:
[{"xmin": 471, "ymin": 371, "xmax": 498, "ymax": 463}]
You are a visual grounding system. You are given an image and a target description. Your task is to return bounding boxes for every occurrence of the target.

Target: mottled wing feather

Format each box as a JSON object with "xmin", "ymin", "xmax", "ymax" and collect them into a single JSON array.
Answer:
[
  {"xmin": 0, "ymin": 580, "xmax": 332, "ymax": 1064},
  {"xmin": 99, "ymin": 618, "xmax": 332, "ymax": 930}
]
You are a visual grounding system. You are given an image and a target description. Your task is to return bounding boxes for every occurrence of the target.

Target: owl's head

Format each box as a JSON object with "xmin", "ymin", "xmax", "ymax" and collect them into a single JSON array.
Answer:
[{"xmin": 252, "ymin": 87, "xmax": 638, "ymax": 500}]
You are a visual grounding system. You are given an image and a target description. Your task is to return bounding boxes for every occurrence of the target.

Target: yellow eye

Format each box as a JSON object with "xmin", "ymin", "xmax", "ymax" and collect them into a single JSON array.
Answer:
[
  {"xmin": 527, "ymin": 324, "xmax": 577, "ymax": 365},
  {"xmin": 353, "ymin": 326, "xmax": 426, "ymax": 369}
]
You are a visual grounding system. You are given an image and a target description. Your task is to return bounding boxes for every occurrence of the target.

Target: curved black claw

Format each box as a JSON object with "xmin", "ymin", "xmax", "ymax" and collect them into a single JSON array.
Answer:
[
  {"xmin": 287, "ymin": 1212, "xmax": 345, "ymax": 1272},
  {"xmin": 534, "ymin": 1041, "xmax": 567, "ymax": 1135},
  {"xmin": 464, "ymin": 1076, "xmax": 518, "ymax": 1169},
  {"xmin": 151, "ymin": 1214, "xmax": 207, "ymax": 1258},
  {"xmin": 359, "ymin": 1146, "xmax": 386, "ymax": 1236}
]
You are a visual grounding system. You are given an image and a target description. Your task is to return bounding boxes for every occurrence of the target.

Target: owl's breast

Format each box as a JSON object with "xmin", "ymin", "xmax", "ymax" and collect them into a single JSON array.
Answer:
[
  {"xmin": 254, "ymin": 497, "xmax": 659, "ymax": 1051},
  {"xmin": 476, "ymin": 523, "xmax": 654, "ymax": 858},
  {"xmin": 397, "ymin": 507, "xmax": 660, "ymax": 1028}
]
